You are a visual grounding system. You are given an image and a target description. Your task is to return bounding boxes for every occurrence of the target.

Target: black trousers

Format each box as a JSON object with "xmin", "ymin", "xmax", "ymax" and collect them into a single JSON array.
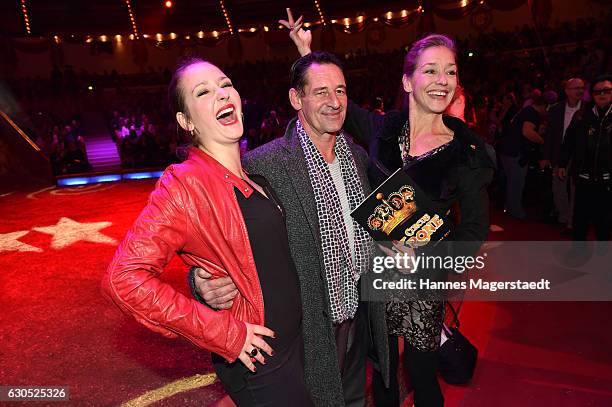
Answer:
[
  {"xmin": 334, "ymin": 302, "xmax": 369, "ymax": 407},
  {"xmin": 372, "ymin": 336, "xmax": 444, "ymax": 407},
  {"xmin": 572, "ymin": 179, "xmax": 611, "ymax": 241}
]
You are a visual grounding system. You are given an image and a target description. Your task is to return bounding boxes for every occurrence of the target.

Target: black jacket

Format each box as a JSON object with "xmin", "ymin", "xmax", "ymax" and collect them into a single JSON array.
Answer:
[
  {"xmin": 543, "ymin": 101, "xmax": 588, "ymax": 167},
  {"xmin": 344, "ymin": 101, "xmax": 495, "ymax": 255},
  {"xmin": 559, "ymin": 104, "xmax": 612, "ymax": 182}
]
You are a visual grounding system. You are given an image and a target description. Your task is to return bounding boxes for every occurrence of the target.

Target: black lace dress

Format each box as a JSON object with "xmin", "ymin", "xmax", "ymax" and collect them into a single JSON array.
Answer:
[
  {"xmin": 343, "ymin": 102, "xmax": 494, "ymax": 353},
  {"xmin": 385, "ymin": 124, "xmax": 460, "ymax": 352}
]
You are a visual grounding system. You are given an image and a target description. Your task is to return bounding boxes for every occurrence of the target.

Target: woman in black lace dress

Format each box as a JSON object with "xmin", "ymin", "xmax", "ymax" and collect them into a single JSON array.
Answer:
[
  {"xmin": 282, "ymin": 15, "xmax": 493, "ymax": 405},
  {"xmin": 345, "ymin": 35, "xmax": 494, "ymax": 407}
]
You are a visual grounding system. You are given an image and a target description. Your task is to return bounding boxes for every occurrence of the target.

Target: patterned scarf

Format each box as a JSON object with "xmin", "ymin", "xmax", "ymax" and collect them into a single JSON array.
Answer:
[{"xmin": 296, "ymin": 119, "xmax": 374, "ymax": 323}]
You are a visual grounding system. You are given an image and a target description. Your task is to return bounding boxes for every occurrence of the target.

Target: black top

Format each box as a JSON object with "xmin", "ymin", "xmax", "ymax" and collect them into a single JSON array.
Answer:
[
  {"xmin": 211, "ymin": 175, "xmax": 303, "ymax": 392},
  {"xmin": 404, "ymin": 140, "xmax": 460, "ymax": 208},
  {"xmin": 498, "ymin": 104, "xmax": 540, "ymax": 158},
  {"xmin": 235, "ymin": 174, "xmax": 302, "ymax": 353}
]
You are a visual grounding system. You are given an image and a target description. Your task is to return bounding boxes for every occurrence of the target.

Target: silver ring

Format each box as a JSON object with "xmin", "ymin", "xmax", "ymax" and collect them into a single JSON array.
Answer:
[{"xmin": 249, "ymin": 348, "xmax": 258, "ymax": 357}]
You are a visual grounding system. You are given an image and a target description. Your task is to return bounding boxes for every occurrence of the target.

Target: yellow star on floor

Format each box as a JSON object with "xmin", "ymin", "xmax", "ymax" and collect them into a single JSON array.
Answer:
[
  {"xmin": 32, "ymin": 217, "xmax": 118, "ymax": 249},
  {"xmin": 0, "ymin": 230, "xmax": 43, "ymax": 253}
]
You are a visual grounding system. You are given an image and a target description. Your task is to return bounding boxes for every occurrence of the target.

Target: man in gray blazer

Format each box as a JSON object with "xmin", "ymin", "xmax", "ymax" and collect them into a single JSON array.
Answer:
[{"xmin": 191, "ymin": 52, "xmax": 389, "ymax": 406}]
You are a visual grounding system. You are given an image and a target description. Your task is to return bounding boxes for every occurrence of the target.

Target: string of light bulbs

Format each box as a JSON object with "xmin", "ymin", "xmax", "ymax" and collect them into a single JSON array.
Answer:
[
  {"xmin": 124, "ymin": 0, "xmax": 140, "ymax": 39},
  {"xmin": 30, "ymin": 1, "xmax": 492, "ymax": 44},
  {"xmin": 21, "ymin": 0, "xmax": 31, "ymax": 35},
  {"xmin": 219, "ymin": 0, "xmax": 234, "ymax": 35},
  {"xmin": 313, "ymin": 0, "xmax": 326, "ymax": 26}
]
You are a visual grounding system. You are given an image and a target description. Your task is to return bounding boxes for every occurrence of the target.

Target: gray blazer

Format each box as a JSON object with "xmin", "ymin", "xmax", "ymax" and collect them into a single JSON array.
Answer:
[{"xmin": 243, "ymin": 117, "xmax": 389, "ymax": 406}]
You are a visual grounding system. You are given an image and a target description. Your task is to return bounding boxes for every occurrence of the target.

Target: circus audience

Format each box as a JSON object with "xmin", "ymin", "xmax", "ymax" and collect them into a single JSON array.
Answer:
[
  {"xmin": 6, "ymin": 13, "xmax": 610, "ymax": 229},
  {"xmin": 30, "ymin": 115, "xmax": 91, "ymax": 175},
  {"xmin": 107, "ymin": 109, "xmax": 182, "ymax": 168}
]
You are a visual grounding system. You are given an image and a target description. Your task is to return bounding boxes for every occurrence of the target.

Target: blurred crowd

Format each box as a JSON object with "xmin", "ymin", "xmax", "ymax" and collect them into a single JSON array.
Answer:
[
  {"xmin": 3, "ymin": 13, "xmax": 610, "ymax": 202},
  {"xmin": 105, "ymin": 89, "xmax": 186, "ymax": 169},
  {"xmin": 24, "ymin": 112, "xmax": 91, "ymax": 175}
]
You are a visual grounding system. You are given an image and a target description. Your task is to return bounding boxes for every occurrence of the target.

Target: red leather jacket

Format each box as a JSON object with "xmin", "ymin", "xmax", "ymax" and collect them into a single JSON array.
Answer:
[{"xmin": 103, "ymin": 146, "xmax": 264, "ymax": 362}]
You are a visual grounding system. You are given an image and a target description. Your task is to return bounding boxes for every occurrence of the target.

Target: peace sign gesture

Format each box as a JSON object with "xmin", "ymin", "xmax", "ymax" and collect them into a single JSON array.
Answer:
[{"xmin": 279, "ymin": 8, "xmax": 312, "ymax": 57}]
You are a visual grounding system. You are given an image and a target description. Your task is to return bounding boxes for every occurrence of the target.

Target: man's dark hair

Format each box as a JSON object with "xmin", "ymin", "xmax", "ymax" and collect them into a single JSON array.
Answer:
[
  {"xmin": 289, "ymin": 51, "xmax": 344, "ymax": 95},
  {"xmin": 591, "ymin": 74, "xmax": 612, "ymax": 94}
]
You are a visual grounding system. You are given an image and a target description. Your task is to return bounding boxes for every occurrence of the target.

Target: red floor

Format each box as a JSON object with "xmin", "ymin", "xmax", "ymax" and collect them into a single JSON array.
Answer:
[{"xmin": 1, "ymin": 180, "xmax": 611, "ymax": 406}]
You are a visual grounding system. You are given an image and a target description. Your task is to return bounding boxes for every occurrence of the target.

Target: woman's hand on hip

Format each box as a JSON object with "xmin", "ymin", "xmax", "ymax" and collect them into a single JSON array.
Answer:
[{"xmin": 238, "ymin": 323, "xmax": 276, "ymax": 372}]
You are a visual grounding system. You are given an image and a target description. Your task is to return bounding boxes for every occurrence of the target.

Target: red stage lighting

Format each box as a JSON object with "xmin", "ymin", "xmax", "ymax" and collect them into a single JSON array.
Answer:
[{"xmin": 164, "ymin": 0, "xmax": 173, "ymax": 8}]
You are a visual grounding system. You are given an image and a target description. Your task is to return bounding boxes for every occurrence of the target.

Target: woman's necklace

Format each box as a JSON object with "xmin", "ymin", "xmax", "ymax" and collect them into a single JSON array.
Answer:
[
  {"xmin": 399, "ymin": 120, "xmax": 454, "ymax": 164},
  {"xmin": 399, "ymin": 121, "xmax": 411, "ymax": 164}
]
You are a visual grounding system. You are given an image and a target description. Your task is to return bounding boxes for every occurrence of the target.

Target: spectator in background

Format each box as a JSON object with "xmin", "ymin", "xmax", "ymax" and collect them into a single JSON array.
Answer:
[
  {"xmin": 121, "ymin": 128, "xmax": 139, "ymax": 168},
  {"xmin": 499, "ymin": 90, "xmax": 546, "ymax": 219},
  {"xmin": 114, "ymin": 118, "xmax": 132, "ymax": 165},
  {"xmin": 559, "ymin": 74, "xmax": 612, "ymax": 244},
  {"xmin": 62, "ymin": 124, "xmax": 75, "ymax": 144},
  {"xmin": 63, "ymin": 140, "xmax": 91, "ymax": 174},
  {"xmin": 493, "ymin": 92, "xmax": 519, "ymax": 145},
  {"xmin": 543, "ymin": 89, "xmax": 559, "ymax": 107},
  {"xmin": 138, "ymin": 113, "xmax": 155, "ymax": 136},
  {"xmin": 448, "ymin": 86, "xmax": 497, "ymax": 166},
  {"xmin": 260, "ymin": 110, "xmax": 284, "ymax": 144},
  {"xmin": 542, "ymin": 78, "xmax": 587, "ymax": 233},
  {"xmin": 71, "ymin": 117, "xmax": 85, "ymax": 140},
  {"xmin": 140, "ymin": 122, "xmax": 160, "ymax": 167},
  {"xmin": 521, "ymin": 83, "xmax": 535, "ymax": 107}
]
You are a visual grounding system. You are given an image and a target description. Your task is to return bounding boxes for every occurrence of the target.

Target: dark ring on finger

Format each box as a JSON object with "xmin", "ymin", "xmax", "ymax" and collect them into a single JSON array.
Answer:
[{"xmin": 249, "ymin": 348, "xmax": 258, "ymax": 357}]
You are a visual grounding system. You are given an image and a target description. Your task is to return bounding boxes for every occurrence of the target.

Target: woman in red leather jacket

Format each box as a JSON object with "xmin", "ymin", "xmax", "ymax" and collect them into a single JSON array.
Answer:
[{"xmin": 103, "ymin": 58, "xmax": 312, "ymax": 406}]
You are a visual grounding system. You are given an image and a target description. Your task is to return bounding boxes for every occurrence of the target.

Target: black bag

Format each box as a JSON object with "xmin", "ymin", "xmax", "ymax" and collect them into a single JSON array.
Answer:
[{"xmin": 438, "ymin": 302, "xmax": 478, "ymax": 385}]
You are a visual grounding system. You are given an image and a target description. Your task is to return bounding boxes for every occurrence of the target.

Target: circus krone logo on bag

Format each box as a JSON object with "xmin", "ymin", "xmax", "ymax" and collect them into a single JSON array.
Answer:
[
  {"xmin": 368, "ymin": 185, "xmax": 417, "ymax": 235},
  {"xmin": 367, "ymin": 185, "xmax": 446, "ymax": 248}
]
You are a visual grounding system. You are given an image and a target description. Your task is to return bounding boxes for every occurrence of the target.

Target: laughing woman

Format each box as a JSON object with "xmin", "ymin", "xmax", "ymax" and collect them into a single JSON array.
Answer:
[
  {"xmin": 282, "ymin": 10, "xmax": 494, "ymax": 406},
  {"xmin": 103, "ymin": 57, "xmax": 312, "ymax": 406}
]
